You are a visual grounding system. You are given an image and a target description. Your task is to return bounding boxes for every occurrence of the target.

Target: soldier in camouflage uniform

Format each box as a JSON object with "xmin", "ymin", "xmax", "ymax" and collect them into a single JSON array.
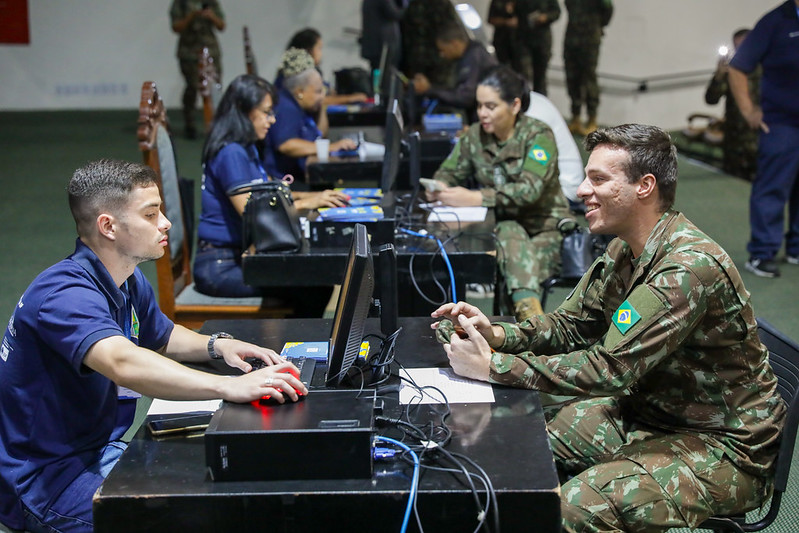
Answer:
[
  {"xmin": 487, "ymin": 0, "xmax": 526, "ymax": 75},
  {"xmin": 429, "ymin": 66, "xmax": 569, "ymax": 320},
  {"xmin": 705, "ymin": 29, "xmax": 761, "ymax": 182},
  {"xmin": 432, "ymin": 123, "xmax": 786, "ymax": 532},
  {"xmin": 400, "ymin": 0, "xmax": 459, "ymax": 87},
  {"xmin": 513, "ymin": 0, "xmax": 560, "ymax": 95},
  {"xmin": 170, "ymin": 0, "xmax": 225, "ymax": 139},
  {"xmin": 563, "ymin": 0, "xmax": 613, "ymax": 135}
]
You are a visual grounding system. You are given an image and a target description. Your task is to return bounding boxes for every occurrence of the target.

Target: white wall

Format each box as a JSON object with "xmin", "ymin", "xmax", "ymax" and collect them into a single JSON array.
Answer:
[{"xmin": 0, "ymin": 0, "xmax": 774, "ymax": 129}]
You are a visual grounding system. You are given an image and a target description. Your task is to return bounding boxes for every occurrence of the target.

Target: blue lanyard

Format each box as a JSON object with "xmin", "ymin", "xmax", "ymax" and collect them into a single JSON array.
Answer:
[
  {"xmin": 250, "ymin": 145, "xmax": 271, "ymax": 182},
  {"xmin": 121, "ymin": 281, "xmax": 131, "ymax": 340}
]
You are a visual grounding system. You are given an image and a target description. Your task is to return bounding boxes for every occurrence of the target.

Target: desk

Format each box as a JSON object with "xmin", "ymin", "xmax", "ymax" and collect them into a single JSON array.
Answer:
[
  {"xmin": 242, "ymin": 212, "xmax": 497, "ymax": 316},
  {"xmin": 93, "ymin": 317, "xmax": 561, "ymax": 532}
]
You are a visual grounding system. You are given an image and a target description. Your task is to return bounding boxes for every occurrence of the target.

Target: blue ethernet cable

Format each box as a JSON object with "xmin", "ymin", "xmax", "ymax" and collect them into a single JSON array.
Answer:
[
  {"xmin": 397, "ymin": 227, "xmax": 457, "ymax": 302},
  {"xmin": 375, "ymin": 436, "xmax": 420, "ymax": 533}
]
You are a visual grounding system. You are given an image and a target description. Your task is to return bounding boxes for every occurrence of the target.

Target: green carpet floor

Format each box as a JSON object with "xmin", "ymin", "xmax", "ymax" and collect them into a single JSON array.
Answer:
[{"xmin": 0, "ymin": 110, "xmax": 797, "ymax": 531}]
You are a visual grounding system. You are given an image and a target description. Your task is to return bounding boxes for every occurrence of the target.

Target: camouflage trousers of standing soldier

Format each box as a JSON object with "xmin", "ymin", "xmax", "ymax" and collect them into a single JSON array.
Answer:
[
  {"xmin": 545, "ymin": 397, "xmax": 769, "ymax": 532},
  {"xmin": 495, "ymin": 220, "xmax": 561, "ymax": 297},
  {"xmin": 563, "ymin": 38, "xmax": 601, "ymax": 118}
]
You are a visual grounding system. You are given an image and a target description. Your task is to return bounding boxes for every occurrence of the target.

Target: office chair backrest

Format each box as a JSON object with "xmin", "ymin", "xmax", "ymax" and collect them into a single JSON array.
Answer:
[
  {"xmin": 243, "ymin": 26, "xmax": 257, "ymax": 76},
  {"xmin": 757, "ymin": 319, "xmax": 799, "ymax": 493},
  {"xmin": 199, "ymin": 47, "xmax": 222, "ymax": 131},
  {"xmin": 137, "ymin": 81, "xmax": 190, "ymax": 318}
]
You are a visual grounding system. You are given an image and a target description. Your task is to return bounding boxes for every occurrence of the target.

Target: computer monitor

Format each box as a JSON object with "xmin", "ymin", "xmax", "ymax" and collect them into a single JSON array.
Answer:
[
  {"xmin": 326, "ymin": 223, "xmax": 375, "ymax": 387},
  {"xmin": 374, "ymin": 44, "xmax": 389, "ymax": 106},
  {"xmin": 381, "ymin": 98, "xmax": 404, "ymax": 195}
]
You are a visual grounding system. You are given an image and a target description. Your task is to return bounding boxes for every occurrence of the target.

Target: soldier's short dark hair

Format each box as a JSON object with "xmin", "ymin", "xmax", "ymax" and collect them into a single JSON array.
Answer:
[
  {"xmin": 435, "ymin": 23, "xmax": 468, "ymax": 44},
  {"xmin": 479, "ymin": 65, "xmax": 531, "ymax": 114},
  {"xmin": 68, "ymin": 159, "xmax": 157, "ymax": 237},
  {"xmin": 584, "ymin": 124, "xmax": 678, "ymax": 212}
]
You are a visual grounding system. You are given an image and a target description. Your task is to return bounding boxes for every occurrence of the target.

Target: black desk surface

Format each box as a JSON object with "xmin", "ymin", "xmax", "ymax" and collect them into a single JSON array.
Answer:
[{"xmin": 94, "ymin": 317, "xmax": 561, "ymax": 533}]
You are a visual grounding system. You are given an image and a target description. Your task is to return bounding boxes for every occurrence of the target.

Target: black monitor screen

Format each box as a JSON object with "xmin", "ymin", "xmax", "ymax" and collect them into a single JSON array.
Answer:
[
  {"xmin": 381, "ymin": 98, "xmax": 404, "ymax": 194},
  {"xmin": 326, "ymin": 223, "xmax": 374, "ymax": 387}
]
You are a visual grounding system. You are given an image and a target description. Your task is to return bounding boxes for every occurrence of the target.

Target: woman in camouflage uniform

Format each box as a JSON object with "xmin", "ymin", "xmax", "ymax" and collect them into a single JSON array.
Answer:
[{"xmin": 428, "ymin": 66, "xmax": 570, "ymax": 320}]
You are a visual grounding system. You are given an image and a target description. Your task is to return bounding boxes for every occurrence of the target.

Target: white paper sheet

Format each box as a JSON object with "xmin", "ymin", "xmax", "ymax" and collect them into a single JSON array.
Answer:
[
  {"xmin": 424, "ymin": 205, "xmax": 488, "ymax": 223},
  {"xmin": 399, "ymin": 367, "xmax": 495, "ymax": 405},
  {"xmin": 147, "ymin": 398, "xmax": 222, "ymax": 415}
]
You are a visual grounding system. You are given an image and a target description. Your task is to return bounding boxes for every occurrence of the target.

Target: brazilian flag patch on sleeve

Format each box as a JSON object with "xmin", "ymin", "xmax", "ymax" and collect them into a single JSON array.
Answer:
[
  {"xmin": 612, "ymin": 300, "xmax": 641, "ymax": 335},
  {"xmin": 528, "ymin": 145, "xmax": 549, "ymax": 165}
]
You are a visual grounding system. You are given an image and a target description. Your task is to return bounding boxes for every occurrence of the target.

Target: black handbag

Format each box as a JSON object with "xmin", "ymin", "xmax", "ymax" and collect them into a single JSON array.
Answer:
[
  {"xmin": 557, "ymin": 218, "xmax": 611, "ymax": 279},
  {"xmin": 230, "ymin": 180, "xmax": 304, "ymax": 254}
]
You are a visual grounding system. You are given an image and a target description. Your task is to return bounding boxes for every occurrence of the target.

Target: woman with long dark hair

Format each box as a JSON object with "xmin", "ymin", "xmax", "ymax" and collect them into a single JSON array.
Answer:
[{"xmin": 194, "ymin": 74, "xmax": 345, "ymax": 307}]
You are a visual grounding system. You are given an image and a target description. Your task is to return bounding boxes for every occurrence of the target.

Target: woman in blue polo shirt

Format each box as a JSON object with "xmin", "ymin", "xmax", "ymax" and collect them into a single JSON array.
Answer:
[
  {"xmin": 194, "ymin": 74, "xmax": 347, "ymax": 303},
  {"xmin": 264, "ymin": 48, "xmax": 357, "ymax": 179}
]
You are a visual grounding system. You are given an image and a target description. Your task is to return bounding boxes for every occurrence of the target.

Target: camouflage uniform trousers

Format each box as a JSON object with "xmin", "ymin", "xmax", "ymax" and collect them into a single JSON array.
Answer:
[
  {"xmin": 563, "ymin": 37, "xmax": 601, "ymax": 118},
  {"xmin": 545, "ymin": 397, "xmax": 768, "ymax": 533},
  {"xmin": 496, "ymin": 220, "xmax": 561, "ymax": 297},
  {"xmin": 518, "ymin": 30, "xmax": 553, "ymax": 95},
  {"xmin": 179, "ymin": 53, "xmax": 221, "ymax": 131}
]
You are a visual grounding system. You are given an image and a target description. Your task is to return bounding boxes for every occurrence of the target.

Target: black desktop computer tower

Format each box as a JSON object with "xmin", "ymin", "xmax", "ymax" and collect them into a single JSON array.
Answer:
[{"xmin": 205, "ymin": 389, "xmax": 375, "ymax": 482}]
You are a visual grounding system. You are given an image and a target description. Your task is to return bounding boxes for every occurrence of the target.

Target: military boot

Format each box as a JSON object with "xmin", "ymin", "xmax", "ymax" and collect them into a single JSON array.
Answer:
[
  {"xmin": 582, "ymin": 116, "xmax": 598, "ymax": 136},
  {"xmin": 514, "ymin": 296, "xmax": 544, "ymax": 322},
  {"xmin": 567, "ymin": 116, "xmax": 583, "ymax": 135}
]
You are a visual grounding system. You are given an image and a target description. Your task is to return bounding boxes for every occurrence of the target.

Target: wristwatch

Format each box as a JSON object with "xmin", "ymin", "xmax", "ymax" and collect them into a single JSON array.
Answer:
[{"xmin": 207, "ymin": 332, "xmax": 233, "ymax": 359}]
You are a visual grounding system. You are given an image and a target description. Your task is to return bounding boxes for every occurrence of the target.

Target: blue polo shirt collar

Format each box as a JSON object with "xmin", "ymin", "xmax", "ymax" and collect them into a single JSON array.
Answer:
[{"xmin": 70, "ymin": 238, "xmax": 134, "ymax": 313}]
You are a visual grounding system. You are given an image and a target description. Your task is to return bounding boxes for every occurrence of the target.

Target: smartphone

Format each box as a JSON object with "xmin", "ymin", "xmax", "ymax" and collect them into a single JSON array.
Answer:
[
  {"xmin": 147, "ymin": 412, "xmax": 213, "ymax": 437},
  {"xmin": 419, "ymin": 178, "xmax": 445, "ymax": 192}
]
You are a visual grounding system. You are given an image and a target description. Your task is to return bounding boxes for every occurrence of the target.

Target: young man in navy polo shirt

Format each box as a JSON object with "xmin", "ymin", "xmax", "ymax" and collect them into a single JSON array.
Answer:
[
  {"xmin": 729, "ymin": 0, "xmax": 799, "ymax": 278},
  {"xmin": 0, "ymin": 159, "xmax": 306, "ymax": 533}
]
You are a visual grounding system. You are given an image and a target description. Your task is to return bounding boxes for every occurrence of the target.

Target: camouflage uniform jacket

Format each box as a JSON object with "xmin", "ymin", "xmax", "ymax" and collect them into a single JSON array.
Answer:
[
  {"xmin": 490, "ymin": 210, "xmax": 786, "ymax": 477},
  {"xmin": 170, "ymin": 0, "xmax": 224, "ymax": 62},
  {"xmin": 514, "ymin": 0, "xmax": 561, "ymax": 44},
  {"xmin": 433, "ymin": 115, "xmax": 569, "ymax": 233},
  {"xmin": 564, "ymin": 0, "xmax": 613, "ymax": 46}
]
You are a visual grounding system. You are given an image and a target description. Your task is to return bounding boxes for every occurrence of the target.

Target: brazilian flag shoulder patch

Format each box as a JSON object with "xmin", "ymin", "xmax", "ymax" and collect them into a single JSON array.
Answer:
[
  {"xmin": 131, "ymin": 306, "xmax": 140, "ymax": 339},
  {"xmin": 528, "ymin": 145, "xmax": 549, "ymax": 165},
  {"xmin": 612, "ymin": 300, "xmax": 641, "ymax": 335}
]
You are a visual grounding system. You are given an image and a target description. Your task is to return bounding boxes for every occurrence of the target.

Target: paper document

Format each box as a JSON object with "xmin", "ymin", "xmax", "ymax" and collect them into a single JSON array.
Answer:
[
  {"xmin": 399, "ymin": 367, "xmax": 495, "ymax": 405},
  {"xmin": 147, "ymin": 398, "xmax": 222, "ymax": 415},
  {"xmin": 424, "ymin": 205, "xmax": 488, "ymax": 223}
]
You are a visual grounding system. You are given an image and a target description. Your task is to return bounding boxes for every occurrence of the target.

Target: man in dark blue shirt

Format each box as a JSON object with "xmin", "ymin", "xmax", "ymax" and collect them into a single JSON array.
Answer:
[
  {"xmin": 0, "ymin": 159, "xmax": 306, "ymax": 533},
  {"xmin": 729, "ymin": 0, "xmax": 799, "ymax": 278}
]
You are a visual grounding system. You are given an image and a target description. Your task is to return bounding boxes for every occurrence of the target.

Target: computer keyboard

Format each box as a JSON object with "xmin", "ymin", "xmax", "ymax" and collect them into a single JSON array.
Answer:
[{"xmin": 249, "ymin": 357, "xmax": 316, "ymax": 387}]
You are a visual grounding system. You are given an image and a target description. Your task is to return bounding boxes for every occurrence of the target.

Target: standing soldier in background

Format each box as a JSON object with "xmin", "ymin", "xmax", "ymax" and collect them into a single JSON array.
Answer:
[
  {"xmin": 488, "ymin": 1, "xmax": 526, "ymax": 75},
  {"xmin": 170, "ymin": 0, "xmax": 225, "ymax": 140},
  {"xmin": 705, "ymin": 28, "xmax": 760, "ymax": 182},
  {"xmin": 514, "ymin": 0, "xmax": 560, "ymax": 96},
  {"xmin": 400, "ymin": 0, "xmax": 459, "ymax": 87},
  {"xmin": 564, "ymin": 0, "xmax": 613, "ymax": 136}
]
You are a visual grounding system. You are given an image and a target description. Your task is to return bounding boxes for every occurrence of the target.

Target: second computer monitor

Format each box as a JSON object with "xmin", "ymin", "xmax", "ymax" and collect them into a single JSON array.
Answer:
[
  {"xmin": 381, "ymin": 98, "xmax": 404, "ymax": 195},
  {"xmin": 326, "ymin": 223, "xmax": 375, "ymax": 387}
]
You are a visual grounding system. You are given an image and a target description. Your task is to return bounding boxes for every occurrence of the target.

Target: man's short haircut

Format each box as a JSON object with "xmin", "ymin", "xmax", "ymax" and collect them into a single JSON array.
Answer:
[
  {"xmin": 68, "ymin": 159, "xmax": 157, "ymax": 237},
  {"xmin": 584, "ymin": 124, "xmax": 678, "ymax": 212},
  {"xmin": 733, "ymin": 28, "xmax": 750, "ymax": 41},
  {"xmin": 435, "ymin": 23, "xmax": 468, "ymax": 44}
]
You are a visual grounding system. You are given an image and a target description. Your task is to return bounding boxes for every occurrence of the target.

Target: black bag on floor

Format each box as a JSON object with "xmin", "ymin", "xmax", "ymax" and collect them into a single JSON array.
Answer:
[
  {"xmin": 230, "ymin": 181, "xmax": 303, "ymax": 254},
  {"xmin": 558, "ymin": 218, "xmax": 612, "ymax": 279},
  {"xmin": 334, "ymin": 67, "xmax": 373, "ymax": 97}
]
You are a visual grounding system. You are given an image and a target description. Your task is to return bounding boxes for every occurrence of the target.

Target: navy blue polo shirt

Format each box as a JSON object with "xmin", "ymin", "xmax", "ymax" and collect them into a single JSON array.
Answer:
[
  {"xmin": 198, "ymin": 142, "xmax": 268, "ymax": 248},
  {"xmin": 264, "ymin": 87, "xmax": 322, "ymax": 179},
  {"xmin": 0, "ymin": 239, "xmax": 173, "ymax": 529},
  {"xmin": 729, "ymin": 1, "xmax": 799, "ymax": 126}
]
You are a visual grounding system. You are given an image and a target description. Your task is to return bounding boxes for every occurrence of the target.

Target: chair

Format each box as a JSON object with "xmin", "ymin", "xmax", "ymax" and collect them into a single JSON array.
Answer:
[
  {"xmin": 698, "ymin": 318, "xmax": 799, "ymax": 533},
  {"xmin": 137, "ymin": 81, "xmax": 290, "ymax": 329},
  {"xmin": 198, "ymin": 46, "xmax": 222, "ymax": 132},
  {"xmin": 243, "ymin": 26, "xmax": 257, "ymax": 76}
]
